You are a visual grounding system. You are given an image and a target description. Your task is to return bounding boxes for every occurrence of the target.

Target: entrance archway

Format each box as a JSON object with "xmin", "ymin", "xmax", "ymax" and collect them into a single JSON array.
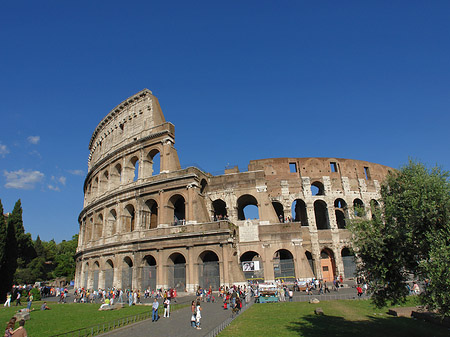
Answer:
[
  {"xmin": 141, "ymin": 255, "xmax": 157, "ymax": 291},
  {"xmin": 122, "ymin": 257, "xmax": 133, "ymax": 290},
  {"xmin": 320, "ymin": 249, "xmax": 336, "ymax": 282},
  {"xmin": 92, "ymin": 261, "xmax": 100, "ymax": 290},
  {"xmin": 240, "ymin": 251, "xmax": 264, "ymax": 283},
  {"xmin": 341, "ymin": 248, "xmax": 356, "ymax": 278},
  {"xmin": 273, "ymin": 249, "xmax": 295, "ymax": 281},
  {"xmin": 198, "ymin": 251, "xmax": 220, "ymax": 290},
  {"xmin": 168, "ymin": 253, "xmax": 186, "ymax": 291},
  {"xmin": 104, "ymin": 260, "xmax": 114, "ymax": 289}
]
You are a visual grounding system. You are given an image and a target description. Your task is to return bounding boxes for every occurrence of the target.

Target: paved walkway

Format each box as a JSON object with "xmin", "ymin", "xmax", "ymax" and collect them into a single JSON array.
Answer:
[{"xmin": 102, "ymin": 299, "xmax": 240, "ymax": 337}]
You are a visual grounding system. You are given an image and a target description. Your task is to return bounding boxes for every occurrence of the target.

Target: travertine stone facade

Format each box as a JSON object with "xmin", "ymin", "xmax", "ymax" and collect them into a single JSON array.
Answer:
[{"xmin": 75, "ymin": 89, "xmax": 392, "ymax": 293}]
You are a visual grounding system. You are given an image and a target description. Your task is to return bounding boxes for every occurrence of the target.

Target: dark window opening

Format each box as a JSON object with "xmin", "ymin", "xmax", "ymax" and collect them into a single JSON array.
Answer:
[{"xmin": 364, "ymin": 167, "xmax": 371, "ymax": 180}]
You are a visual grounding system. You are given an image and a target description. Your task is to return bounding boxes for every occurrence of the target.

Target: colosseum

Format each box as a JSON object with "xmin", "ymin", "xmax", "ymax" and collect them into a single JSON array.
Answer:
[{"xmin": 75, "ymin": 89, "xmax": 392, "ymax": 293}]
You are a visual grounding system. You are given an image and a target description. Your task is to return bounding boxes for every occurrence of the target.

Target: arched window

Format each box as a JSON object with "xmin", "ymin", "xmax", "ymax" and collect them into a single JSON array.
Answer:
[
  {"xmin": 147, "ymin": 149, "xmax": 160, "ymax": 176},
  {"xmin": 272, "ymin": 202, "xmax": 284, "ymax": 222},
  {"xmin": 212, "ymin": 199, "xmax": 227, "ymax": 220},
  {"xmin": 314, "ymin": 200, "xmax": 329, "ymax": 229},
  {"xmin": 237, "ymin": 194, "xmax": 259, "ymax": 220},
  {"xmin": 292, "ymin": 199, "xmax": 308, "ymax": 225},
  {"xmin": 145, "ymin": 199, "xmax": 158, "ymax": 229},
  {"xmin": 353, "ymin": 199, "xmax": 365, "ymax": 217},
  {"xmin": 311, "ymin": 181, "xmax": 325, "ymax": 196},
  {"xmin": 200, "ymin": 179, "xmax": 208, "ymax": 194},
  {"xmin": 169, "ymin": 195, "xmax": 185, "ymax": 225},
  {"xmin": 124, "ymin": 204, "xmax": 135, "ymax": 231},
  {"xmin": 142, "ymin": 255, "xmax": 157, "ymax": 291},
  {"xmin": 108, "ymin": 209, "xmax": 117, "ymax": 235}
]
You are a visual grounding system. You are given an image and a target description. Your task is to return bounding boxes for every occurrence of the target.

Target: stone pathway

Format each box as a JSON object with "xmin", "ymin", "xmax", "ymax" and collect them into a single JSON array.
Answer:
[{"xmin": 102, "ymin": 299, "xmax": 238, "ymax": 337}]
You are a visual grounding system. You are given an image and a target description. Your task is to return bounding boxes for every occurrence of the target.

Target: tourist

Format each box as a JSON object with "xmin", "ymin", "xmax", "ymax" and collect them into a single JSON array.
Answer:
[
  {"xmin": 4, "ymin": 293, "xmax": 11, "ymax": 307},
  {"xmin": 356, "ymin": 285, "xmax": 363, "ymax": 297},
  {"xmin": 41, "ymin": 302, "xmax": 51, "ymax": 310},
  {"xmin": 12, "ymin": 319, "xmax": 27, "ymax": 337},
  {"xmin": 152, "ymin": 298, "xmax": 159, "ymax": 322},
  {"xmin": 15, "ymin": 292, "xmax": 21, "ymax": 306},
  {"xmin": 195, "ymin": 301, "xmax": 202, "ymax": 330},
  {"xmin": 190, "ymin": 300, "xmax": 196, "ymax": 327},
  {"xmin": 26, "ymin": 293, "xmax": 33, "ymax": 310},
  {"xmin": 163, "ymin": 297, "xmax": 170, "ymax": 318},
  {"xmin": 4, "ymin": 318, "xmax": 16, "ymax": 337},
  {"xmin": 288, "ymin": 288, "xmax": 293, "ymax": 302}
]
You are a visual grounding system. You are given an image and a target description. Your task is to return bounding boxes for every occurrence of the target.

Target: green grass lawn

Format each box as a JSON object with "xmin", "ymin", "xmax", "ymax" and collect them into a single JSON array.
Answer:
[
  {"xmin": 1, "ymin": 301, "xmax": 179, "ymax": 336},
  {"xmin": 219, "ymin": 298, "xmax": 450, "ymax": 337}
]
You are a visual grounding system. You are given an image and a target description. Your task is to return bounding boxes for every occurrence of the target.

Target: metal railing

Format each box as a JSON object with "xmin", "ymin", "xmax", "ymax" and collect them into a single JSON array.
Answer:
[{"xmin": 204, "ymin": 300, "xmax": 254, "ymax": 337}]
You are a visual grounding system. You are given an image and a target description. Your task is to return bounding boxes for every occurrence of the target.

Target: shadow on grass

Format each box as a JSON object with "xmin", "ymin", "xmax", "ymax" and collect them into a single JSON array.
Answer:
[{"xmin": 287, "ymin": 314, "xmax": 447, "ymax": 337}]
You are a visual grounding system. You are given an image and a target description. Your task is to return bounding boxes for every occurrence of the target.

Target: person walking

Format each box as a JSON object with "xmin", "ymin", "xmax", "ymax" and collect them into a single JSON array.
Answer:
[
  {"xmin": 163, "ymin": 297, "xmax": 170, "ymax": 318},
  {"xmin": 15, "ymin": 292, "xmax": 21, "ymax": 306},
  {"xmin": 4, "ymin": 293, "xmax": 11, "ymax": 307},
  {"xmin": 26, "ymin": 293, "xmax": 33, "ymax": 310},
  {"xmin": 152, "ymin": 298, "xmax": 159, "ymax": 322},
  {"xmin": 195, "ymin": 301, "xmax": 202, "ymax": 330}
]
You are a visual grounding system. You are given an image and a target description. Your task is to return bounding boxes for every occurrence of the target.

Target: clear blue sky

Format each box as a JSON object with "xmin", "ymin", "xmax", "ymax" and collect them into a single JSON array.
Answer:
[{"xmin": 1, "ymin": 1, "xmax": 449, "ymax": 242}]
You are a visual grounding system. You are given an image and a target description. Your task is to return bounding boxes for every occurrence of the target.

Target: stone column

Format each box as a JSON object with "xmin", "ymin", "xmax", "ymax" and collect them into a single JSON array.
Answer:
[{"xmin": 186, "ymin": 246, "xmax": 196, "ymax": 293}]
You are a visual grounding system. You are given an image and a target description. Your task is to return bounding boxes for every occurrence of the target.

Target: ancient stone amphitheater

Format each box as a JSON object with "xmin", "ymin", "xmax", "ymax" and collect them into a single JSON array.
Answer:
[{"xmin": 75, "ymin": 89, "xmax": 392, "ymax": 293}]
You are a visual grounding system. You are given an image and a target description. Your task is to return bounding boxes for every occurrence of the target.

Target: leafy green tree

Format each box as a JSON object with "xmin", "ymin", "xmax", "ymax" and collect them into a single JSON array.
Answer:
[{"xmin": 349, "ymin": 160, "xmax": 450, "ymax": 316}]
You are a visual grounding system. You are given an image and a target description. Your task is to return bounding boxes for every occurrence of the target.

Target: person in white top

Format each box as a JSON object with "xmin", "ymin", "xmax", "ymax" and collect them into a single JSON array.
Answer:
[{"xmin": 163, "ymin": 298, "xmax": 170, "ymax": 317}]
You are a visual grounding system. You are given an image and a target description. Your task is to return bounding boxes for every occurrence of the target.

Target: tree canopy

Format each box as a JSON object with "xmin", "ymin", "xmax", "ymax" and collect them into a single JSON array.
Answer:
[{"xmin": 349, "ymin": 160, "xmax": 450, "ymax": 316}]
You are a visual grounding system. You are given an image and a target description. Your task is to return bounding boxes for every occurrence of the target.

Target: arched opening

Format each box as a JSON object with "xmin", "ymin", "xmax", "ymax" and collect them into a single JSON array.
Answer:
[
  {"xmin": 305, "ymin": 251, "xmax": 316, "ymax": 277},
  {"xmin": 167, "ymin": 253, "xmax": 186, "ymax": 292},
  {"xmin": 341, "ymin": 248, "xmax": 356, "ymax": 279},
  {"xmin": 112, "ymin": 163, "xmax": 122, "ymax": 188},
  {"xmin": 147, "ymin": 149, "xmax": 160, "ymax": 176},
  {"xmin": 94, "ymin": 213, "xmax": 103, "ymax": 239},
  {"xmin": 237, "ymin": 194, "xmax": 259, "ymax": 220},
  {"xmin": 273, "ymin": 249, "xmax": 295, "ymax": 281},
  {"xmin": 292, "ymin": 199, "xmax": 308, "ymax": 226},
  {"xmin": 108, "ymin": 209, "xmax": 117, "ymax": 235},
  {"xmin": 335, "ymin": 210, "xmax": 346, "ymax": 229},
  {"xmin": 311, "ymin": 181, "xmax": 325, "ymax": 196},
  {"xmin": 122, "ymin": 257, "xmax": 133, "ymax": 290},
  {"xmin": 141, "ymin": 255, "xmax": 157, "ymax": 291},
  {"xmin": 101, "ymin": 170, "xmax": 109, "ymax": 193},
  {"xmin": 320, "ymin": 249, "xmax": 336, "ymax": 282},
  {"xmin": 353, "ymin": 198, "xmax": 365, "ymax": 217},
  {"xmin": 240, "ymin": 251, "xmax": 264, "ymax": 282},
  {"xmin": 169, "ymin": 194, "xmax": 185, "ymax": 225},
  {"xmin": 314, "ymin": 200, "xmax": 329, "ymax": 229},
  {"xmin": 198, "ymin": 251, "xmax": 220, "ymax": 290},
  {"xmin": 144, "ymin": 199, "xmax": 158, "ymax": 229},
  {"xmin": 370, "ymin": 199, "xmax": 380, "ymax": 220},
  {"xmin": 104, "ymin": 260, "xmax": 114, "ymax": 289},
  {"xmin": 130, "ymin": 156, "xmax": 139, "ymax": 182},
  {"xmin": 200, "ymin": 179, "xmax": 208, "ymax": 194},
  {"xmin": 92, "ymin": 261, "xmax": 100, "ymax": 290},
  {"xmin": 272, "ymin": 202, "xmax": 284, "ymax": 222},
  {"xmin": 124, "ymin": 204, "xmax": 135, "ymax": 231},
  {"xmin": 212, "ymin": 199, "xmax": 227, "ymax": 220},
  {"xmin": 83, "ymin": 262, "xmax": 89, "ymax": 288}
]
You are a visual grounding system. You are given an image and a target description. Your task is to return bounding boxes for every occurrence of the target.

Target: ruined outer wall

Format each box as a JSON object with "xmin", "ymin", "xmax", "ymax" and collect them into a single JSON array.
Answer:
[{"xmin": 75, "ymin": 90, "xmax": 393, "ymax": 292}]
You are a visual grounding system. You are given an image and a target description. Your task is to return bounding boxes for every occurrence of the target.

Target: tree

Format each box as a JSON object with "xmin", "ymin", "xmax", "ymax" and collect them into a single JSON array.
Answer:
[
  {"xmin": 9, "ymin": 200, "xmax": 36, "ymax": 267},
  {"xmin": 0, "ymin": 209, "xmax": 18, "ymax": 301},
  {"xmin": 349, "ymin": 160, "xmax": 450, "ymax": 316}
]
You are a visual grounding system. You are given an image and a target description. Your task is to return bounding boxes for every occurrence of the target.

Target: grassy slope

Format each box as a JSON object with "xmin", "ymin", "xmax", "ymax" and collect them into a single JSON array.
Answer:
[
  {"xmin": 1, "ymin": 301, "xmax": 156, "ymax": 336},
  {"xmin": 220, "ymin": 299, "xmax": 450, "ymax": 337}
]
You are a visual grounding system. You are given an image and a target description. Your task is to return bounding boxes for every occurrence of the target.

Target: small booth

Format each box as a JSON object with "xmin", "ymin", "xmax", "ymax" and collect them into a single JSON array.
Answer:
[{"xmin": 256, "ymin": 283, "xmax": 278, "ymax": 303}]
